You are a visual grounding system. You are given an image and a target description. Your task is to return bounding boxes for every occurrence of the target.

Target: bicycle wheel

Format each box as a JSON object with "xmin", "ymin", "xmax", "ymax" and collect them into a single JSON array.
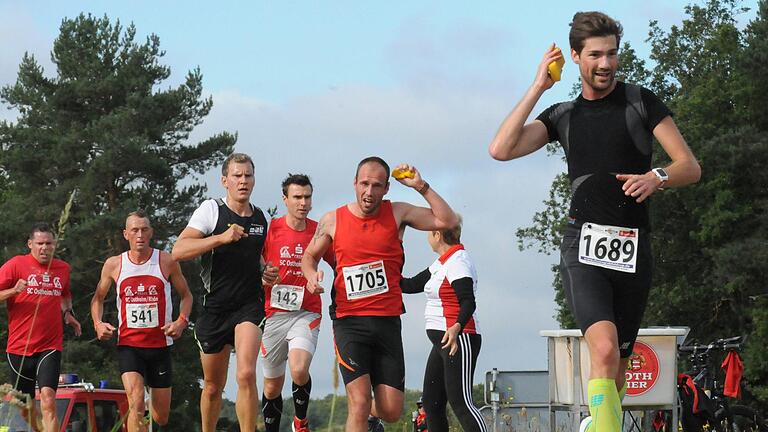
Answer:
[{"xmin": 718, "ymin": 405, "xmax": 767, "ymax": 432}]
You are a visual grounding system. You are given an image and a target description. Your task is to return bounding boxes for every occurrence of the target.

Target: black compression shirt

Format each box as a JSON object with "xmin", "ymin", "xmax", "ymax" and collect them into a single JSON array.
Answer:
[{"xmin": 537, "ymin": 81, "xmax": 671, "ymax": 228}]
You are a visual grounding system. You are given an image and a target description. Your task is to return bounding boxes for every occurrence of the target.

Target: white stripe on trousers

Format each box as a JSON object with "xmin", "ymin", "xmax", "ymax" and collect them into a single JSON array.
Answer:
[{"xmin": 459, "ymin": 333, "xmax": 488, "ymax": 432}]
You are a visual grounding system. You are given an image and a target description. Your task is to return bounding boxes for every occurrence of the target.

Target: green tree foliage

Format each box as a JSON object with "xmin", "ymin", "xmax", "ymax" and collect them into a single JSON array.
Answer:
[
  {"xmin": 516, "ymin": 0, "xmax": 768, "ymax": 405},
  {"xmin": 0, "ymin": 13, "xmax": 236, "ymax": 429}
]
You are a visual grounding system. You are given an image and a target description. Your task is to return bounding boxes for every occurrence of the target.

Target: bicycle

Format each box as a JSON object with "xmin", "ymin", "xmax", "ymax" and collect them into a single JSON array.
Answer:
[{"xmin": 678, "ymin": 336, "xmax": 767, "ymax": 432}]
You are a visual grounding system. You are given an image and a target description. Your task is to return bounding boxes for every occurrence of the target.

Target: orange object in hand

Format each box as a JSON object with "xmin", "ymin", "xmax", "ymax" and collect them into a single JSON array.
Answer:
[
  {"xmin": 548, "ymin": 46, "xmax": 565, "ymax": 82},
  {"xmin": 392, "ymin": 168, "xmax": 414, "ymax": 179}
]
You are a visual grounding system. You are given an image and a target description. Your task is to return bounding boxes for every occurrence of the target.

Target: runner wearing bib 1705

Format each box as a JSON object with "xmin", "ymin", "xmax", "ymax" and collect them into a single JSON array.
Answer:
[
  {"xmin": 260, "ymin": 174, "xmax": 335, "ymax": 432},
  {"xmin": 302, "ymin": 157, "xmax": 459, "ymax": 432},
  {"xmin": 91, "ymin": 211, "xmax": 193, "ymax": 432},
  {"xmin": 0, "ymin": 223, "xmax": 82, "ymax": 432},
  {"xmin": 488, "ymin": 12, "xmax": 701, "ymax": 432}
]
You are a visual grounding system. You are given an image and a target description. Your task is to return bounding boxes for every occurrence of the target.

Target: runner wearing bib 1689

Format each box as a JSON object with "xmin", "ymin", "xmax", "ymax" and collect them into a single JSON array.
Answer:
[
  {"xmin": 260, "ymin": 174, "xmax": 335, "ymax": 432},
  {"xmin": 91, "ymin": 211, "xmax": 193, "ymax": 432},
  {"xmin": 489, "ymin": 12, "xmax": 701, "ymax": 432},
  {"xmin": 302, "ymin": 157, "xmax": 459, "ymax": 432}
]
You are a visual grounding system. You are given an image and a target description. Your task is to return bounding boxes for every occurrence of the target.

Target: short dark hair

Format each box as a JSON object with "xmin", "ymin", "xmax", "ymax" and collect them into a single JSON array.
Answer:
[
  {"xmin": 126, "ymin": 210, "xmax": 151, "ymax": 227},
  {"xmin": 569, "ymin": 11, "xmax": 623, "ymax": 54},
  {"xmin": 222, "ymin": 153, "xmax": 255, "ymax": 176},
  {"xmin": 281, "ymin": 174, "xmax": 313, "ymax": 196},
  {"xmin": 438, "ymin": 214, "xmax": 463, "ymax": 245},
  {"xmin": 355, "ymin": 156, "xmax": 390, "ymax": 179},
  {"xmin": 29, "ymin": 223, "xmax": 55, "ymax": 240}
]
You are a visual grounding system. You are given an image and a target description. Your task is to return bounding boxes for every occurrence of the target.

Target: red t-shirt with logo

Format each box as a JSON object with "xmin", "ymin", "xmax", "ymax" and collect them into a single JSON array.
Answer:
[
  {"xmin": 262, "ymin": 216, "xmax": 334, "ymax": 318},
  {"xmin": 0, "ymin": 254, "xmax": 71, "ymax": 355}
]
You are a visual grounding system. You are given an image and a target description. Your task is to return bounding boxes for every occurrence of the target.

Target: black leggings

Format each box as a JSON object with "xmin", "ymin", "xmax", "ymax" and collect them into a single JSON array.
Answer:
[{"xmin": 422, "ymin": 330, "xmax": 487, "ymax": 432}]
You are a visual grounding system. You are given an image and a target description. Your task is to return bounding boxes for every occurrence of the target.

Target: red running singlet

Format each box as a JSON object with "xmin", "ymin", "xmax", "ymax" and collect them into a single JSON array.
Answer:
[
  {"xmin": 116, "ymin": 249, "xmax": 173, "ymax": 348},
  {"xmin": 331, "ymin": 200, "xmax": 404, "ymax": 318}
]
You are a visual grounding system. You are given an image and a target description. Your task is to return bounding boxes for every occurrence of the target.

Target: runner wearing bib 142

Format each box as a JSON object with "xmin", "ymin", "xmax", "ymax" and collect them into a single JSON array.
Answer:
[{"xmin": 260, "ymin": 174, "xmax": 335, "ymax": 432}]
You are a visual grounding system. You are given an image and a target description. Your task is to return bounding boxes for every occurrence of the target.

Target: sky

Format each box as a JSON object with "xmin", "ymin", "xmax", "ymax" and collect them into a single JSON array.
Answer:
[{"xmin": 0, "ymin": 0, "xmax": 760, "ymax": 403}]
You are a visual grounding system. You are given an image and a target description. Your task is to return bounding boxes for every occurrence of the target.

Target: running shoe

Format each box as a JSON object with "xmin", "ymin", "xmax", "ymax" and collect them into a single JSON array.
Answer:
[
  {"xmin": 292, "ymin": 416, "xmax": 310, "ymax": 432},
  {"xmin": 579, "ymin": 415, "xmax": 593, "ymax": 432},
  {"xmin": 367, "ymin": 415, "xmax": 385, "ymax": 432}
]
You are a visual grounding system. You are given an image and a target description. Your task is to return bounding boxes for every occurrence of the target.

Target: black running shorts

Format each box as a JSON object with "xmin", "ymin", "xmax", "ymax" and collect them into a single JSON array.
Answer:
[
  {"xmin": 333, "ymin": 316, "xmax": 405, "ymax": 391},
  {"xmin": 117, "ymin": 345, "xmax": 173, "ymax": 388},
  {"xmin": 7, "ymin": 350, "xmax": 61, "ymax": 398},
  {"xmin": 194, "ymin": 302, "xmax": 266, "ymax": 354},
  {"xmin": 560, "ymin": 222, "xmax": 653, "ymax": 357}
]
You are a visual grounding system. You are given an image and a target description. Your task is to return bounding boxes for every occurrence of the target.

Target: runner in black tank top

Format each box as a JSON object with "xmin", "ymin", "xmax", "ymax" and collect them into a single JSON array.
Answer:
[{"xmin": 172, "ymin": 153, "xmax": 279, "ymax": 432}]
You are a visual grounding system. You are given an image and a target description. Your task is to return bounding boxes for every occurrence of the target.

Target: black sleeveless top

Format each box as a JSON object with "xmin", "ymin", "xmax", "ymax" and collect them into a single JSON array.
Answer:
[{"xmin": 200, "ymin": 198, "xmax": 268, "ymax": 312}]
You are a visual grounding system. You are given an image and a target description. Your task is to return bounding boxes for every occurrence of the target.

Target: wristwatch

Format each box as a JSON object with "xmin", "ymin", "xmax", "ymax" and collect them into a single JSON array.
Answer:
[{"xmin": 652, "ymin": 167, "xmax": 669, "ymax": 188}]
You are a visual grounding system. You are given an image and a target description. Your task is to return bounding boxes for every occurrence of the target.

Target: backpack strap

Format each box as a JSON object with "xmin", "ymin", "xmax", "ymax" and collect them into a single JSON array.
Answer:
[{"xmin": 624, "ymin": 83, "xmax": 652, "ymax": 155}]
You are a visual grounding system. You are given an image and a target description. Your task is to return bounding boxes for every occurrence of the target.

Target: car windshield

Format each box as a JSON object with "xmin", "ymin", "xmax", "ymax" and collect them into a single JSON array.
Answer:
[{"xmin": 0, "ymin": 399, "xmax": 69, "ymax": 431}]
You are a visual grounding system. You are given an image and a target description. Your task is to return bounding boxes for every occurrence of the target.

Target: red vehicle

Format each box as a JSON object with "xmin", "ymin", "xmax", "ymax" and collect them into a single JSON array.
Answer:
[{"xmin": 0, "ymin": 375, "xmax": 129, "ymax": 432}]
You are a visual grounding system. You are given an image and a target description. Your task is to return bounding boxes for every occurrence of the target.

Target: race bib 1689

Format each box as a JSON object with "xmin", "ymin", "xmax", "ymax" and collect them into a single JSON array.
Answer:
[{"xmin": 578, "ymin": 223, "xmax": 638, "ymax": 273}]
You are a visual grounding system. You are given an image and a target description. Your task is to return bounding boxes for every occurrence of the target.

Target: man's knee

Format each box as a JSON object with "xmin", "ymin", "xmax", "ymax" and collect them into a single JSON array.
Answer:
[
  {"xmin": 39, "ymin": 388, "xmax": 57, "ymax": 414},
  {"xmin": 262, "ymin": 376, "xmax": 284, "ymax": 399},
  {"xmin": 236, "ymin": 368, "xmax": 256, "ymax": 388},
  {"xmin": 153, "ymin": 410, "xmax": 170, "ymax": 425},
  {"xmin": 202, "ymin": 379, "xmax": 225, "ymax": 400},
  {"xmin": 346, "ymin": 390, "xmax": 372, "ymax": 418},
  {"xmin": 375, "ymin": 403, "xmax": 403, "ymax": 423},
  {"xmin": 591, "ymin": 338, "xmax": 620, "ymax": 365}
]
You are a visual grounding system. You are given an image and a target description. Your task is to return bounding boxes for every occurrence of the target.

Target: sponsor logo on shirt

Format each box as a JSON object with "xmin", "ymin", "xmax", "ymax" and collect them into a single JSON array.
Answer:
[
  {"xmin": 249, "ymin": 224, "xmax": 265, "ymax": 236},
  {"xmin": 280, "ymin": 246, "xmax": 291, "ymax": 259}
]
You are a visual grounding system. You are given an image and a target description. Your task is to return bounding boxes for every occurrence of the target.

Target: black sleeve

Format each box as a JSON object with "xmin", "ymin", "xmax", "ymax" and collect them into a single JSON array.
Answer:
[
  {"xmin": 641, "ymin": 87, "xmax": 673, "ymax": 131},
  {"xmin": 400, "ymin": 268, "xmax": 430, "ymax": 294},
  {"xmin": 451, "ymin": 277, "xmax": 476, "ymax": 330},
  {"xmin": 535, "ymin": 102, "xmax": 564, "ymax": 143}
]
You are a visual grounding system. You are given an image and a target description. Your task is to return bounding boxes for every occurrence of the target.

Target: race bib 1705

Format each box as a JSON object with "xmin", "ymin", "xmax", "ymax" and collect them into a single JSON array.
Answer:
[
  {"xmin": 126, "ymin": 303, "xmax": 159, "ymax": 328},
  {"xmin": 342, "ymin": 260, "xmax": 389, "ymax": 300},
  {"xmin": 578, "ymin": 223, "xmax": 638, "ymax": 273},
  {"xmin": 271, "ymin": 284, "xmax": 304, "ymax": 311}
]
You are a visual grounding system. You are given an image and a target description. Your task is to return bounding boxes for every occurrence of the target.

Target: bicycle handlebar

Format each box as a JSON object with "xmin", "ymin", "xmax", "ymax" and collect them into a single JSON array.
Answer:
[{"xmin": 679, "ymin": 336, "xmax": 744, "ymax": 353}]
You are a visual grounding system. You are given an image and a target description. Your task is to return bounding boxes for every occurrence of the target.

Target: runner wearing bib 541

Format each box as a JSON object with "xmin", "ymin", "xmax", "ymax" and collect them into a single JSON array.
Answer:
[
  {"xmin": 302, "ymin": 157, "xmax": 459, "ymax": 432},
  {"xmin": 488, "ymin": 11, "xmax": 701, "ymax": 432},
  {"xmin": 91, "ymin": 211, "xmax": 193, "ymax": 432}
]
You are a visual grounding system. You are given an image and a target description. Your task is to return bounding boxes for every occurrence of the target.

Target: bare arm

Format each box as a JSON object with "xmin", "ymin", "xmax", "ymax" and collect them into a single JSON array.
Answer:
[
  {"xmin": 171, "ymin": 224, "xmax": 246, "ymax": 261},
  {"xmin": 301, "ymin": 212, "xmax": 336, "ymax": 295},
  {"xmin": 0, "ymin": 279, "xmax": 26, "ymax": 302},
  {"xmin": 652, "ymin": 116, "xmax": 701, "ymax": 187},
  {"xmin": 392, "ymin": 164, "xmax": 459, "ymax": 231},
  {"xmin": 488, "ymin": 46, "xmax": 561, "ymax": 161},
  {"xmin": 617, "ymin": 116, "xmax": 701, "ymax": 202},
  {"xmin": 161, "ymin": 253, "xmax": 193, "ymax": 339},
  {"xmin": 91, "ymin": 256, "xmax": 118, "ymax": 340}
]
